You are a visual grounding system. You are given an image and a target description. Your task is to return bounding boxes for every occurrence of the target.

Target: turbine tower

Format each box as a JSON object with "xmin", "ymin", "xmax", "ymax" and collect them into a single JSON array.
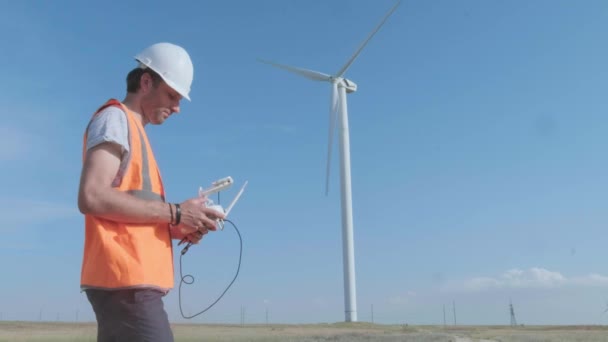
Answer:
[{"xmin": 259, "ymin": 1, "xmax": 401, "ymax": 322}]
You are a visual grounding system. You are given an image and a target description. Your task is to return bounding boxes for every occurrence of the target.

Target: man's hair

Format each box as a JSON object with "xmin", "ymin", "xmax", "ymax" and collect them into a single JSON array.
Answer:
[{"xmin": 126, "ymin": 67, "xmax": 163, "ymax": 93}]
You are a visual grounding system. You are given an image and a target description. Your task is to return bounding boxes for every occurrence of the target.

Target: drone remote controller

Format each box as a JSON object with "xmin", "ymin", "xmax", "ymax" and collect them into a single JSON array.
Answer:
[
  {"xmin": 205, "ymin": 202, "xmax": 227, "ymax": 230},
  {"xmin": 199, "ymin": 176, "xmax": 233, "ymax": 197},
  {"xmin": 180, "ymin": 177, "xmax": 248, "ymax": 255}
]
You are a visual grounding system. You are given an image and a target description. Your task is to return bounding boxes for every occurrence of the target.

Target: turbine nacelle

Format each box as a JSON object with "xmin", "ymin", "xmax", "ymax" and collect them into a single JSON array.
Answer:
[{"xmin": 338, "ymin": 78, "xmax": 357, "ymax": 94}]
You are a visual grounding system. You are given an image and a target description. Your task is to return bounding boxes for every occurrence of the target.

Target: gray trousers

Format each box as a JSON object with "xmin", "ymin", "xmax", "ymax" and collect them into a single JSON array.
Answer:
[{"xmin": 86, "ymin": 288, "xmax": 174, "ymax": 342}]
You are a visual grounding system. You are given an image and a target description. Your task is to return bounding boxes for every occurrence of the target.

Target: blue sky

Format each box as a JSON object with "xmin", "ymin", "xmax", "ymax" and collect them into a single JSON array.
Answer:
[{"xmin": 2, "ymin": 0, "xmax": 608, "ymax": 326}]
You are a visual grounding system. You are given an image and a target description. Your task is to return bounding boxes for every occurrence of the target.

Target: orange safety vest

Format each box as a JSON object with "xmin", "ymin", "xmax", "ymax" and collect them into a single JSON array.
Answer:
[{"xmin": 80, "ymin": 99, "xmax": 174, "ymax": 292}]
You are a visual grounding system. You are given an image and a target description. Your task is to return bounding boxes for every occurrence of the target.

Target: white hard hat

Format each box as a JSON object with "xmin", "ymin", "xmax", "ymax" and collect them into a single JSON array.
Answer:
[{"xmin": 134, "ymin": 42, "xmax": 194, "ymax": 101}]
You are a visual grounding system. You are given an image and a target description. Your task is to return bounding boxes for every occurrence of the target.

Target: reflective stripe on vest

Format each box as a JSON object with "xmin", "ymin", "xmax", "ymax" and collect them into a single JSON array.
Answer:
[
  {"xmin": 127, "ymin": 122, "xmax": 165, "ymax": 202},
  {"xmin": 80, "ymin": 99, "xmax": 173, "ymax": 292}
]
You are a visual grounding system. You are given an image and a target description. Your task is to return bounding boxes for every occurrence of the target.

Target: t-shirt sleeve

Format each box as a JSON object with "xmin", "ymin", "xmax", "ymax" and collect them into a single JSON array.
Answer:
[{"xmin": 85, "ymin": 106, "xmax": 129, "ymax": 155}]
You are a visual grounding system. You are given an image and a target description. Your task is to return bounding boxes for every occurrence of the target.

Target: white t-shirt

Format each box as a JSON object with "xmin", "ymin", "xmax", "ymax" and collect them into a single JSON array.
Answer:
[{"xmin": 85, "ymin": 106, "xmax": 130, "ymax": 187}]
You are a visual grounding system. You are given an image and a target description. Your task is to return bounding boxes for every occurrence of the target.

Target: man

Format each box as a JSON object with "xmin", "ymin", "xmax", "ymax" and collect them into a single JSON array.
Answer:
[{"xmin": 77, "ymin": 42, "xmax": 224, "ymax": 341}]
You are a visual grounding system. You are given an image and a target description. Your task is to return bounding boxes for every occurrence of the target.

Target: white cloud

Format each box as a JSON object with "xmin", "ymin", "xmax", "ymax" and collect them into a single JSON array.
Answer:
[
  {"xmin": 455, "ymin": 268, "xmax": 608, "ymax": 292},
  {"xmin": 0, "ymin": 198, "xmax": 79, "ymax": 230},
  {"xmin": 242, "ymin": 123, "xmax": 296, "ymax": 134},
  {"xmin": 261, "ymin": 123, "xmax": 296, "ymax": 134},
  {"xmin": 388, "ymin": 291, "xmax": 417, "ymax": 305},
  {"xmin": 571, "ymin": 273, "xmax": 608, "ymax": 286},
  {"xmin": 0, "ymin": 125, "xmax": 34, "ymax": 161},
  {"xmin": 312, "ymin": 297, "xmax": 329, "ymax": 309},
  {"xmin": 0, "ymin": 241, "xmax": 37, "ymax": 251}
]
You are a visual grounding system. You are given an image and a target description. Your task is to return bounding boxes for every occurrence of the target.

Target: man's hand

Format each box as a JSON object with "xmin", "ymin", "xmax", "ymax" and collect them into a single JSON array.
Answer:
[
  {"xmin": 170, "ymin": 196, "xmax": 226, "ymax": 238},
  {"xmin": 186, "ymin": 229, "xmax": 207, "ymax": 245},
  {"xmin": 170, "ymin": 224, "xmax": 208, "ymax": 244}
]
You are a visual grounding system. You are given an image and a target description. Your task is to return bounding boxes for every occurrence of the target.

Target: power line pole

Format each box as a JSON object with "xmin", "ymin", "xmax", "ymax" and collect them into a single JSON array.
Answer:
[
  {"xmin": 452, "ymin": 300, "xmax": 457, "ymax": 325},
  {"xmin": 371, "ymin": 304, "xmax": 374, "ymax": 324},
  {"xmin": 443, "ymin": 304, "xmax": 446, "ymax": 328},
  {"xmin": 510, "ymin": 299, "xmax": 517, "ymax": 327},
  {"xmin": 240, "ymin": 306, "xmax": 245, "ymax": 327}
]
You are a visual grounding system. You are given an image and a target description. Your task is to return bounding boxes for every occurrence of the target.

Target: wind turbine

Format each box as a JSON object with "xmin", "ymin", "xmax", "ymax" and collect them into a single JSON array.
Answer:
[{"xmin": 259, "ymin": 1, "xmax": 401, "ymax": 322}]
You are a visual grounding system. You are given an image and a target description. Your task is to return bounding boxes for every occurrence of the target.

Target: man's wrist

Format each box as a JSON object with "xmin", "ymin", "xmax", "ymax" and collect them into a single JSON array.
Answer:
[
  {"xmin": 168, "ymin": 203, "xmax": 174, "ymax": 224},
  {"xmin": 174, "ymin": 203, "xmax": 181, "ymax": 225}
]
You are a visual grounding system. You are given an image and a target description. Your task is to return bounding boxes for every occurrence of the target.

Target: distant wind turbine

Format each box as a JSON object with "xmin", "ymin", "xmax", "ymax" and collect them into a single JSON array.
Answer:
[{"xmin": 259, "ymin": 1, "xmax": 401, "ymax": 322}]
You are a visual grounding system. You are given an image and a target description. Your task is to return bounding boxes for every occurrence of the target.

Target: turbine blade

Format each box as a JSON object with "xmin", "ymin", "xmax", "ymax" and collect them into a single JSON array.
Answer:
[
  {"xmin": 257, "ymin": 58, "xmax": 332, "ymax": 81},
  {"xmin": 335, "ymin": 0, "xmax": 401, "ymax": 77},
  {"xmin": 325, "ymin": 82, "xmax": 340, "ymax": 196}
]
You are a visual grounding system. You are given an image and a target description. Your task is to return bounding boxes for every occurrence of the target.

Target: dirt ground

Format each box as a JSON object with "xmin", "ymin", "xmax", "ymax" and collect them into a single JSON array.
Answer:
[{"xmin": 1, "ymin": 321, "xmax": 607, "ymax": 341}]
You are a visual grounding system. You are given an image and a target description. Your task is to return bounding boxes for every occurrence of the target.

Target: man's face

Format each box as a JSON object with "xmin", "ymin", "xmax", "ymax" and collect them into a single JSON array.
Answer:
[{"xmin": 140, "ymin": 73, "xmax": 183, "ymax": 125}]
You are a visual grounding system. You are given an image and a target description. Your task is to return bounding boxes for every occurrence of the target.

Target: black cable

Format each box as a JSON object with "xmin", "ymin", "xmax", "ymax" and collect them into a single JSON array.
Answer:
[{"xmin": 178, "ymin": 219, "xmax": 242, "ymax": 319}]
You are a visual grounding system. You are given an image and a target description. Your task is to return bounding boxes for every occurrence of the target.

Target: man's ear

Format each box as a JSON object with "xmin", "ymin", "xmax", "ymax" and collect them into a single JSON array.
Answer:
[{"xmin": 140, "ymin": 73, "xmax": 152, "ymax": 94}]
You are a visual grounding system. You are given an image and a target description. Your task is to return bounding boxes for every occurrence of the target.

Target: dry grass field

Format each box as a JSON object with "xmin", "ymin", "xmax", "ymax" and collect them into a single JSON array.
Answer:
[{"xmin": 1, "ymin": 321, "xmax": 608, "ymax": 341}]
